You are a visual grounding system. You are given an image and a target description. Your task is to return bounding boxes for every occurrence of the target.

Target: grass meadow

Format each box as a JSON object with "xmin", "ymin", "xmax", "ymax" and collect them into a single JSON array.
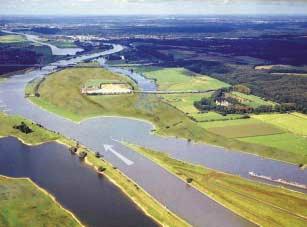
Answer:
[
  {"xmin": 230, "ymin": 91, "xmax": 276, "ymax": 108},
  {"xmin": 136, "ymin": 67, "xmax": 229, "ymax": 91},
  {"xmin": 252, "ymin": 113, "xmax": 307, "ymax": 136},
  {"xmin": 0, "ymin": 177, "xmax": 80, "ymax": 227},
  {"xmin": 206, "ymin": 122, "xmax": 283, "ymax": 138},
  {"xmin": 239, "ymin": 133, "xmax": 307, "ymax": 157}
]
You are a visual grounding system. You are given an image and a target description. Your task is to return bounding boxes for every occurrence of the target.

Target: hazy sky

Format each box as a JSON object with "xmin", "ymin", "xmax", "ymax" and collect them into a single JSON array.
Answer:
[{"xmin": 1, "ymin": 0, "xmax": 307, "ymax": 15}]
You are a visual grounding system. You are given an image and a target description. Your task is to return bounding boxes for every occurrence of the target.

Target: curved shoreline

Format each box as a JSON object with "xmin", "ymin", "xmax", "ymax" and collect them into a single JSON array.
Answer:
[{"xmin": 27, "ymin": 94, "xmax": 303, "ymax": 167}]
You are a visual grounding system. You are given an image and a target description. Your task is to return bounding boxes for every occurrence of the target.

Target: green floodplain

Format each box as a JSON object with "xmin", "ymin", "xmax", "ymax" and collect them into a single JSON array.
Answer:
[
  {"xmin": 0, "ymin": 176, "xmax": 81, "ymax": 227},
  {"xmin": 28, "ymin": 66, "xmax": 307, "ymax": 165},
  {"xmin": 0, "ymin": 112, "xmax": 188, "ymax": 227}
]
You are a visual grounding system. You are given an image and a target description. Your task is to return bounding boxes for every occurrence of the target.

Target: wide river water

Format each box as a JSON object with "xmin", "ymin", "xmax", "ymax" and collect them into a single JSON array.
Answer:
[{"xmin": 0, "ymin": 136, "xmax": 157, "ymax": 227}]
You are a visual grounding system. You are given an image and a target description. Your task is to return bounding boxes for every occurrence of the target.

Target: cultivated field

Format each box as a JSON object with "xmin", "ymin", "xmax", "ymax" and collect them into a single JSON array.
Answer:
[
  {"xmin": 252, "ymin": 113, "xmax": 307, "ymax": 136},
  {"xmin": 194, "ymin": 111, "xmax": 244, "ymax": 122},
  {"xmin": 230, "ymin": 91, "xmax": 275, "ymax": 108},
  {"xmin": 136, "ymin": 67, "xmax": 229, "ymax": 91},
  {"xmin": 200, "ymin": 118, "xmax": 261, "ymax": 128},
  {"xmin": 160, "ymin": 93, "xmax": 214, "ymax": 121},
  {"xmin": 206, "ymin": 122, "xmax": 283, "ymax": 138},
  {"xmin": 199, "ymin": 116, "xmax": 307, "ymax": 164},
  {"xmin": 239, "ymin": 133, "xmax": 307, "ymax": 157}
]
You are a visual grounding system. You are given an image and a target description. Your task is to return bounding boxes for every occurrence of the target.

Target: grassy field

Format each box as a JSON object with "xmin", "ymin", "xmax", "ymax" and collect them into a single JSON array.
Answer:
[
  {"xmin": 127, "ymin": 144, "xmax": 307, "ymax": 227},
  {"xmin": 239, "ymin": 133, "xmax": 307, "ymax": 157},
  {"xmin": 0, "ymin": 112, "xmax": 189, "ymax": 227},
  {"xmin": 252, "ymin": 113, "xmax": 307, "ymax": 136},
  {"xmin": 0, "ymin": 112, "xmax": 60, "ymax": 145},
  {"xmin": 161, "ymin": 93, "xmax": 211, "ymax": 114},
  {"xmin": 200, "ymin": 116, "xmax": 307, "ymax": 163},
  {"xmin": 160, "ymin": 93, "xmax": 244, "ymax": 122},
  {"xmin": 0, "ymin": 176, "xmax": 80, "ymax": 227},
  {"xmin": 160, "ymin": 93, "xmax": 217, "ymax": 121},
  {"xmin": 206, "ymin": 122, "xmax": 283, "ymax": 138},
  {"xmin": 136, "ymin": 67, "xmax": 229, "ymax": 91},
  {"xmin": 200, "ymin": 118, "xmax": 261, "ymax": 128},
  {"xmin": 0, "ymin": 35, "xmax": 27, "ymax": 43},
  {"xmin": 230, "ymin": 91, "xmax": 275, "ymax": 108},
  {"xmin": 194, "ymin": 111, "xmax": 244, "ymax": 122}
]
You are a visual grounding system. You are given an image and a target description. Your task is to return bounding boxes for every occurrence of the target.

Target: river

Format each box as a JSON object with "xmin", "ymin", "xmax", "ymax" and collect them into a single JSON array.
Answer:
[
  {"xmin": 1, "ymin": 30, "xmax": 83, "ymax": 56},
  {"xmin": 24, "ymin": 33, "xmax": 84, "ymax": 56}
]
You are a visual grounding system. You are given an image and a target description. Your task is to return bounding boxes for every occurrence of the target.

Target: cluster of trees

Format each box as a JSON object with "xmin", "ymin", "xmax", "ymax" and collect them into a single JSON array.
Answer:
[
  {"xmin": 13, "ymin": 122, "xmax": 33, "ymax": 134},
  {"xmin": 207, "ymin": 69, "xmax": 307, "ymax": 114},
  {"xmin": 194, "ymin": 88, "xmax": 297, "ymax": 116},
  {"xmin": 194, "ymin": 96, "xmax": 251, "ymax": 115}
]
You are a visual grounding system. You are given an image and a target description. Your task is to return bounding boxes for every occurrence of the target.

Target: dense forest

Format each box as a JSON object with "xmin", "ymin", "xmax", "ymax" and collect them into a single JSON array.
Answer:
[{"xmin": 0, "ymin": 43, "xmax": 56, "ymax": 75}]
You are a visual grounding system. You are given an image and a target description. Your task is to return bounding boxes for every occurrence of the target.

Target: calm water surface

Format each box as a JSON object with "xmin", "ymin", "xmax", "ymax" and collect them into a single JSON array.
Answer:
[{"xmin": 0, "ymin": 137, "xmax": 157, "ymax": 227}]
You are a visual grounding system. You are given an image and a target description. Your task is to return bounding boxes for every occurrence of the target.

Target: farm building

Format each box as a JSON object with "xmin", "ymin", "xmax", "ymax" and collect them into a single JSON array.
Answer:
[{"xmin": 81, "ymin": 79, "xmax": 133, "ymax": 95}]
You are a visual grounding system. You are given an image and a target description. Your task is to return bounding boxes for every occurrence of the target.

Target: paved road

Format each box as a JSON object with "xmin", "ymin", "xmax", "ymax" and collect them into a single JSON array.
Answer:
[{"xmin": 0, "ymin": 46, "xmax": 255, "ymax": 227}]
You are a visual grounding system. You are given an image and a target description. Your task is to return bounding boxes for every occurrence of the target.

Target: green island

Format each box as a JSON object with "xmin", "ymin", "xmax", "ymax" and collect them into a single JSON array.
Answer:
[
  {"xmin": 0, "ymin": 176, "xmax": 81, "ymax": 227},
  {"xmin": 126, "ymin": 143, "xmax": 307, "ymax": 227},
  {"xmin": 0, "ymin": 112, "xmax": 189, "ymax": 227},
  {"xmin": 27, "ymin": 66, "xmax": 307, "ymax": 165}
]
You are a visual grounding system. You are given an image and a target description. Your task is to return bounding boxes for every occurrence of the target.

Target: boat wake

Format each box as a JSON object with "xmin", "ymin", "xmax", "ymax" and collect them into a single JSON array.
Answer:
[{"xmin": 249, "ymin": 172, "xmax": 307, "ymax": 190}]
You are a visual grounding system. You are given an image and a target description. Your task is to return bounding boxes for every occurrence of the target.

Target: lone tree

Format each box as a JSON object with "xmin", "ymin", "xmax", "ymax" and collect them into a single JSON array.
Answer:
[
  {"xmin": 186, "ymin": 178, "xmax": 193, "ymax": 184},
  {"xmin": 95, "ymin": 152, "xmax": 101, "ymax": 158},
  {"xmin": 98, "ymin": 166, "xmax": 106, "ymax": 172},
  {"xmin": 13, "ymin": 122, "xmax": 33, "ymax": 134}
]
